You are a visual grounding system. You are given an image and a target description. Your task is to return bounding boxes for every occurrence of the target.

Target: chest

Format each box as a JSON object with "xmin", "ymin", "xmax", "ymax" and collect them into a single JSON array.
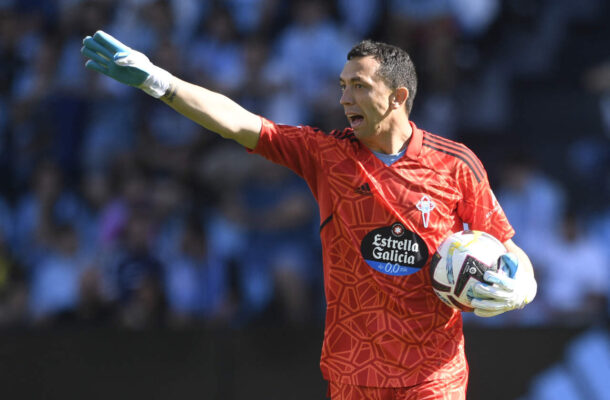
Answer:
[
  {"xmin": 319, "ymin": 154, "xmax": 466, "ymax": 282},
  {"xmin": 326, "ymin": 157, "xmax": 461, "ymax": 232}
]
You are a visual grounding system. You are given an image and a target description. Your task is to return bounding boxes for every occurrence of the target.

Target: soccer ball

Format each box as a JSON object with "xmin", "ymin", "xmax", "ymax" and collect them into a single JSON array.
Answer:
[{"xmin": 430, "ymin": 230, "xmax": 506, "ymax": 312}]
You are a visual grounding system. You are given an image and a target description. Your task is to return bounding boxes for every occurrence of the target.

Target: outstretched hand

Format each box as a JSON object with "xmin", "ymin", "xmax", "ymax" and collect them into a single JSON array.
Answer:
[{"xmin": 81, "ymin": 30, "xmax": 171, "ymax": 98}]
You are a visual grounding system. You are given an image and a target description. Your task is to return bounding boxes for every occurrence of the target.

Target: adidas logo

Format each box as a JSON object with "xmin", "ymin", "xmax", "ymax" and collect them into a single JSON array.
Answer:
[{"xmin": 355, "ymin": 183, "xmax": 372, "ymax": 195}]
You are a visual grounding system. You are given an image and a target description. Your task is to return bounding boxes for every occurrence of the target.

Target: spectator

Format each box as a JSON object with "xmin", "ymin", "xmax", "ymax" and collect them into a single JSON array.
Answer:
[
  {"xmin": 336, "ymin": 0, "xmax": 381, "ymax": 38},
  {"xmin": 537, "ymin": 211, "xmax": 608, "ymax": 325},
  {"xmin": 150, "ymin": 175, "xmax": 190, "ymax": 260},
  {"xmin": 114, "ymin": 210, "xmax": 166, "ymax": 329},
  {"xmin": 98, "ymin": 158, "xmax": 150, "ymax": 247},
  {"xmin": 186, "ymin": 4, "xmax": 245, "ymax": 97},
  {"xmin": 585, "ymin": 60, "xmax": 610, "ymax": 137},
  {"xmin": 163, "ymin": 219, "xmax": 235, "ymax": 328},
  {"xmin": 386, "ymin": 0, "xmax": 459, "ymax": 137},
  {"xmin": 78, "ymin": 169, "xmax": 111, "ymax": 253},
  {"xmin": 9, "ymin": 35, "xmax": 58, "ymax": 186},
  {"xmin": 13, "ymin": 159, "xmax": 84, "ymax": 268},
  {"xmin": 0, "ymin": 212, "xmax": 28, "ymax": 327},
  {"xmin": 263, "ymin": 0, "xmax": 353, "ymax": 125},
  {"xmin": 224, "ymin": 0, "xmax": 283, "ymax": 37},
  {"xmin": 107, "ymin": 0, "xmax": 171, "ymax": 55},
  {"xmin": 236, "ymin": 36, "xmax": 271, "ymax": 115},
  {"xmin": 28, "ymin": 223, "xmax": 86, "ymax": 324},
  {"xmin": 495, "ymin": 155, "xmax": 566, "ymax": 266},
  {"xmin": 235, "ymin": 158, "xmax": 318, "ymax": 326}
]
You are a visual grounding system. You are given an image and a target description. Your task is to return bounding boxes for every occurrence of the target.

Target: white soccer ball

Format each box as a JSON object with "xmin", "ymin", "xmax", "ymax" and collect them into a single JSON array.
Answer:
[{"xmin": 430, "ymin": 230, "xmax": 506, "ymax": 312}]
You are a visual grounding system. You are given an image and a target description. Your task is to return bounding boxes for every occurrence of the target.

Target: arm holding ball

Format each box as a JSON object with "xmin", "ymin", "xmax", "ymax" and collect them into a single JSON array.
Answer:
[{"xmin": 471, "ymin": 239, "xmax": 537, "ymax": 317}]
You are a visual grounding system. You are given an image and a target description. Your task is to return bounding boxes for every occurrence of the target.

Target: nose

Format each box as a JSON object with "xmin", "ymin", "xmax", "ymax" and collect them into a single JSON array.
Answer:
[{"xmin": 340, "ymin": 87, "xmax": 353, "ymax": 106}]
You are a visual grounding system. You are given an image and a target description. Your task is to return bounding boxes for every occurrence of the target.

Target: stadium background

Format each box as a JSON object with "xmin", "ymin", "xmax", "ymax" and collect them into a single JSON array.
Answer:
[{"xmin": 0, "ymin": 0, "xmax": 608, "ymax": 399}]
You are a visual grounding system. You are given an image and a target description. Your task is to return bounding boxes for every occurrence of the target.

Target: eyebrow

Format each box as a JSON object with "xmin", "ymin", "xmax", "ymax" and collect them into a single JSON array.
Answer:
[{"xmin": 339, "ymin": 76, "xmax": 366, "ymax": 84}]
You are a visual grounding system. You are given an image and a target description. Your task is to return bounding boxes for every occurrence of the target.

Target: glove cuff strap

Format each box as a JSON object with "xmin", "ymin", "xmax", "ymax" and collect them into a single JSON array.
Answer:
[{"xmin": 140, "ymin": 66, "xmax": 172, "ymax": 98}]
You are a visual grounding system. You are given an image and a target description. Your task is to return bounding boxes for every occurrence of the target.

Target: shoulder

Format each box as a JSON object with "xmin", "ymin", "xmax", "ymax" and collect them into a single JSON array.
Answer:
[
  {"xmin": 256, "ymin": 119, "xmax": 359, "ymax": 167},
  {"xmin": 326, "ymin": 127, "xmax": 358, "ymax": 143},
  {"xmin": 419, "ymin": 131, "xmax": 486, "ymax": 183},
  {"xmin": 263, "ymin": 119, "xmax": 355, "ymax": 144},
  {"xmin": 297, "ymin": 125, "xmax": 357, "ymax": 145},
  {"xmin": 300, "ymin": 125, "xmax": 359, "ymax": 151}
]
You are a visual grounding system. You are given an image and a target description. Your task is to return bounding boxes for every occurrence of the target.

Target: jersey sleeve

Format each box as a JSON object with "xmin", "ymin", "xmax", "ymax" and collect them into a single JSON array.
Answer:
[
  {"xmin": 248, "ymin": 117, "xmax": 324, "ymax": 198},
  {"xmin": 455, "ymin": 154, "xmax": 515, "ymax": 243}
]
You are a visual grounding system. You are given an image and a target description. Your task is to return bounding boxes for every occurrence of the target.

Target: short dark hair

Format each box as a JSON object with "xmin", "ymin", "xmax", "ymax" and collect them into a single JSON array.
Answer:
[{"xmin": 347, "ymin": 39, "xmax": 418, "ymax": 114}]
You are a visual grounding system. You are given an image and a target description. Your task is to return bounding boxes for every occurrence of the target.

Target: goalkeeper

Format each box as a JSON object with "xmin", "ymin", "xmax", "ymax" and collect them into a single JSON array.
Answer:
[{"xmin": 82, "ymin": 31, "xmax": 537, "ymax": 400}]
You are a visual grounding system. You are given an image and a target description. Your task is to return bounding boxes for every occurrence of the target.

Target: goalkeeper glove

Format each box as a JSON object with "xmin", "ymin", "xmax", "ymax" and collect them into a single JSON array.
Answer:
[
  {"xmin": 81, "ymin": 30, "xmax": 171, "ymax": 98},
  {"xmin": 471, "ymin": 253, "xmax": 537, "ymax": 317}
]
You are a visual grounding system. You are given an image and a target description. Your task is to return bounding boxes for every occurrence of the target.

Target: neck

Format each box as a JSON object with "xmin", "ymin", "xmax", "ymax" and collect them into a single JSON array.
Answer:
[{"xmin": 361, "ymin": 117, "xmax": 412, "ymax": 154}]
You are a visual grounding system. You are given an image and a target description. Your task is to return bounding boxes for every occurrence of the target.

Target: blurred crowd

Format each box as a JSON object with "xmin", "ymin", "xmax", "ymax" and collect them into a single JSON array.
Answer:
[{"xmin": 0, "ymin": 0, "xmax": 608, "ymax": 330}]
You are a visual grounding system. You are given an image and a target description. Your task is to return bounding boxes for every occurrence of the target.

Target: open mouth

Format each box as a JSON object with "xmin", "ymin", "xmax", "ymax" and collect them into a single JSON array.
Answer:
[{"xmin": 348, "ymin": 114, "xmax": 364, "ymax": 128}]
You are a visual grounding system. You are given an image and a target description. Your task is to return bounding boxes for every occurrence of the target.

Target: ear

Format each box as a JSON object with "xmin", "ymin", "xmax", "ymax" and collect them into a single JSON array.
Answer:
[{"xmin": 391, "ymin": 87, "xmax": 409, "ymax": 110}]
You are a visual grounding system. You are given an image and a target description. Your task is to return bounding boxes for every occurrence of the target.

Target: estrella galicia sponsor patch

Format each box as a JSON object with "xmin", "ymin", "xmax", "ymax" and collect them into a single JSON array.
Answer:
[{"xmin": 360, "ymin": 223, "xmax": 429, "ymax": 276}]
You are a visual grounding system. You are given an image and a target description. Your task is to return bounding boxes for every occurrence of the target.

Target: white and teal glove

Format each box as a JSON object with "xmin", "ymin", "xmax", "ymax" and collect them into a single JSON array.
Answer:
[
  {"xmin": 471, "ymin": 253, "xmax": 537, "ymax": 317},
  {"xmin": 81, "ymin": 30, "xmax": 172, "ymax": 98}
]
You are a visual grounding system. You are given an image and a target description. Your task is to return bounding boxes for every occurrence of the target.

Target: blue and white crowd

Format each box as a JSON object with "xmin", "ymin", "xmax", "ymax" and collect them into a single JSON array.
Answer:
[{"xmin": 0, "ymin": 0, "xmax": 608, "ymax": 329}]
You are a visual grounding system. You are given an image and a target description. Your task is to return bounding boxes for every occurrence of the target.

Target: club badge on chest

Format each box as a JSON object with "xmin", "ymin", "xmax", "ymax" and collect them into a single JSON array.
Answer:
[{"xmin": 416, "ymin": 195, "xmax": 435, "ymax": 228}]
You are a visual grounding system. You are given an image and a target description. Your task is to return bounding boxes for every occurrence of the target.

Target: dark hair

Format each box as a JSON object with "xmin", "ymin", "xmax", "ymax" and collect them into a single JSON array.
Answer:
[{"xmin": 347, "ymin": 39, "xmax": 418, "ymax": 114}]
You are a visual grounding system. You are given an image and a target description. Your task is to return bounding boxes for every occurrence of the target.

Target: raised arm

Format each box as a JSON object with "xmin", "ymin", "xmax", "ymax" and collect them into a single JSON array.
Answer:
[
  {"xmin": 81, "ymin": 30, "xmax": 261, "ymax": 149},
  {"xmin": 159, "ymin": 77, "xmax": 261, "ymax": 149}
]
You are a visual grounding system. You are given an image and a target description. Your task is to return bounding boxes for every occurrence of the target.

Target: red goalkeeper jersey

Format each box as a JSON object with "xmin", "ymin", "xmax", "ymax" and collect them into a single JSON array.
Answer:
[{"xmin": 250, "ymin": 118, "xmax": 514, "ymax": 387}]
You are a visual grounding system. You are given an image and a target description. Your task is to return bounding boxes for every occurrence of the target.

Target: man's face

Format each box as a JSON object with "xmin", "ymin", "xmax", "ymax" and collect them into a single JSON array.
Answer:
[{"xmin": 339, "ymin": 56, "xmax": 395, "ymax": 139}]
